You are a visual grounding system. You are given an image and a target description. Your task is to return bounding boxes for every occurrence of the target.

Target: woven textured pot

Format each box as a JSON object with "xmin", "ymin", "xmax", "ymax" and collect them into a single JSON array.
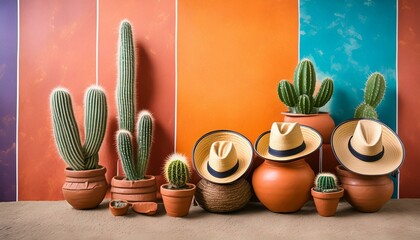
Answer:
[
  {"xmin": 110, "ymin": 175, "xmax": 157, "ymax": 202},
  {"xmin": 195, "ymin": 178, "xmax": 251, "ymax": 213}
]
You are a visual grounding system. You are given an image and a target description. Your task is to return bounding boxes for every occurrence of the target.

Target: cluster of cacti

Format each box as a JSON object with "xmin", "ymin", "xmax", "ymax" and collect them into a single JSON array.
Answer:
[
  {"xmin": 278, "ymin": 59, "xmax": 334, "ymax": 114},
  {"xmin": 354, "ymin": 72, "xmax": 386, "ymax": 119},
  {"xmin": 50, "ymin": 86, "xmax": 107, "ymax": 170},
  {"xmin": 314, "ymin": 173, "xmax": 339, "ymax": 193},
  {"xmin": 163, "ymin": 153, "xmax": 191, "ymax": 189},
  {"xmin": 116, "ymin": 20, "xmax": 154, "ymax": 180}
]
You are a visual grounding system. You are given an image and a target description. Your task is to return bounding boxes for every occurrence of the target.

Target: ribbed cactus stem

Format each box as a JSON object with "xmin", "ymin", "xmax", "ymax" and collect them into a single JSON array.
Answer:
[
  {"xmin": 51, "ymin": 88, "xmax": 85, "ymax": 170},
  {"xmin": 314, "ymin": 78, "xmax": 334, "ymax": 108},
  {"xmin": 117, "ymin": 20, "xmax": 136, "ymax": 133},
  {"xmin": 314, "ymin": 173, "xmax": 338, "ymax": 193},
  {"xmin": 364, "ymin": 72, "xmax": 386, "ymax": 108},
  {"xmin": 164, "ymin": 153, "xmax": 191, "ymax": 189},
  {"xmin": 117, "ymin": 130, "xmax": 139, "ymax": 180},
  {"xmin": 277, "ymin": 80, "xmax": 298, "ymax": 108},
  {"xmin": 293, "ymin": 58, "xmax": 316, "ymax": 96},
  {"xmin": 354, "ymin": 103, "xmax": 378, "ymax": 119},
  {"xmin": 297, "ymin": 94, "xmax": 314, "ymax": 114},
  {"xmin": 136, "ymin": 110, "xmax": 154, "ymax": 179}
]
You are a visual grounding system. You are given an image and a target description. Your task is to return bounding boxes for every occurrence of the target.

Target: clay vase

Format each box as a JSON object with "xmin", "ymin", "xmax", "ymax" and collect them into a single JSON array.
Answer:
[
  {"xmin": 62, "ymin": 166, "xmax": 108, "ymax": 210},
  {"xmin": 161, "ymin": 183, "xmax": 196, "ymax": 217},
  {"xmin": 110, "ymin": 175, "xmax": 157, "ymax": 203},
  {"xmin": 109, "ymin": 200, "xmax": 130, "ymax": 216},
  {"xmin": 336, "ymin": 165, "xmax": 393, "ymax": 213},
  {"xmin": 311, "ymin": 187, "xmax": 344, "ymax": 217},
  {"xmin": 252, "ymin": 159, "xmax": 315, "ymax": 213},
  {"xmin": 195, "ymin": 178, "xmax": 252, "ymax": 213}
]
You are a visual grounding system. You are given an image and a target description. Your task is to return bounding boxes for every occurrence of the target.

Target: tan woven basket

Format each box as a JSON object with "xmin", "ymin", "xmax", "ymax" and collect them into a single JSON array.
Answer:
[{"xmin": 195, "ymin": 178, "xmax": 251, "ymax": 213}]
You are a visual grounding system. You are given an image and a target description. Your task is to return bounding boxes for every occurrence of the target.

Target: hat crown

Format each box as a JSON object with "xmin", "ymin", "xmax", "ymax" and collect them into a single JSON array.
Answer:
[
  {"xmin": 269, "ymin": 122, "xmax": 304, "ymax": 151},
  {"xmin": 351, "ymin": 120, "xmax": 383, "ymax": 156},
  {"xmin": 208, "ymin": 141, "xmax": 238, "ymax": 172}
]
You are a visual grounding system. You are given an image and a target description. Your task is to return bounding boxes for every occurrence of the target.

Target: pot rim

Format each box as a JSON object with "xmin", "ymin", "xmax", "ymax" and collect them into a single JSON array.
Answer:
[
  {"xmin": 281, "ymin": 111, "xmax": 331, "ymax": 117},
  {"xmin": 64, "ymin": 165, "xmax": 107, "ymax": 177},
  {"xmin": 111, "ymin": 175, "xmax": 156, "ymax": 188},
  {"xmin": 160, "ymin": 183, "xmax": 196, "ymax": 197},
  {"xmin": 311, "ymin": 187, "xmax": 344, "ymax": 199}
]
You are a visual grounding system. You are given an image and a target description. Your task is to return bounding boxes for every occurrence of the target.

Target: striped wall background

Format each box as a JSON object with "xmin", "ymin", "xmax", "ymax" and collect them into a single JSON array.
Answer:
[{"xmin": 0, "ymin": 0, "xmax": 419, "ymax": 201}]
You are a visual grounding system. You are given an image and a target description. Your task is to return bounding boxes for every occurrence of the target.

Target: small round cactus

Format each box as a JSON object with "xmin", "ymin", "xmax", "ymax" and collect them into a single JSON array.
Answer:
[
  {"xmin": 314, "ymin": 173, "xmax": 339, "ymax": 193},
  {"xmin": 164, "ymin": 153, "xmax": 191, "ymax": 189}
]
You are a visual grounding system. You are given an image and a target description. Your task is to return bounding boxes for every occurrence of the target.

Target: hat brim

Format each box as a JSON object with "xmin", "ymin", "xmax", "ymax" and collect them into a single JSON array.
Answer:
[
  {"xmin": 331, "ymin": 119, "xmax": 405, "ymax": 176},
  {"xmin": 192, "ymin": 130, "xmax": 254, "ymax": 184},
  {"xmin": 254, "ymin": 125, "xmax": 322, "ymax": 162}
]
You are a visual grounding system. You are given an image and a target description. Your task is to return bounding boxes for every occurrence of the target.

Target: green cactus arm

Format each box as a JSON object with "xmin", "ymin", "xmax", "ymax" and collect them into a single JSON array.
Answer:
[
  {"xmin": 277, "ymin": 80, "xmax": 298, "ymax": 108},
  {"xmin": 314, "ymin": 78, "xmax": 334, "ymax": 108},
  {"xmin": 354, "ymin": 103, "xmax": 378, "ymax": 119},
  {"xmin": 164, "ymin": 153, "xmax": 191, "ymax": 189},
  {"xmin": 296, "ymin": 94, "xmax": 314, "ymax": 114},
  {"xmin": 137, "ymin": 110, "xmax": 154, "ymax": 179},
  {"xmin": 50, "ymin": 88, "xmax": 85, "ymax": 170},
  {"xmin": 117, "ymin": 20, "xmax": 136, "ymax": 133},
  {"xmin": 82, "ymin": 86, "xmax": 108, "ymax": 167},
  {"xmin": 117, "ymin": 130, "xmax": 139, "ymax": 180},
  {"xmin": 364, "ymin": 72, "xmax": 386, "ymax": 108},
  {"xmin": 85, "ymin": 153, "xmax": 99, "ymax": 170},
  {"xmin": 293, "ymin": 59, "xmax": 316, "ymax": 96}
]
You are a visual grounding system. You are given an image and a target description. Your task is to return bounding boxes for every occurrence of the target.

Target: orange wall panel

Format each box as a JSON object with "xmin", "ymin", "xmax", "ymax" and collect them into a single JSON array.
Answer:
[{"xmin": 177, "ymin": 0, "xmax": 297, "ymax": 181}]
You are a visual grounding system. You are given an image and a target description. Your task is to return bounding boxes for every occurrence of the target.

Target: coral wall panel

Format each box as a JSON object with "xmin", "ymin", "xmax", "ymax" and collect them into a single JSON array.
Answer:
[
  {"xmin": 177, "ymin": 0, "xmax": 297, "ymax": 181},
  {"xmin": 19, "ymin": 0, "xmax": 97, "ymax": 200},
  {"xmin": 398, "ymin": 0, "xmax": 420, "ymax": 198},
  {"xmin": 0, "ymin": 0, "xmax": 18, "ymax": 201}
]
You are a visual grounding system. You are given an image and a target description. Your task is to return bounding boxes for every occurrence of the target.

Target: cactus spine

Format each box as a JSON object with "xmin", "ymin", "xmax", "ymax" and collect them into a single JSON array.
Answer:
[
  {"xmin": 354, "ymin": 72, "xmax": 386, "ymax": 119},
  {"xmin": 116, "ymin": 20, "xmax": 154, "ymax": 180},
  {"xmin": 277, "ymin": 59, "xmax": 334, "ymax": 114},
  {"xmin": 314, "ymin": 173, "xmax": 339, "ymax": 193},
  {"xmin": 51, "ymin": 86, "xmax": 108, "ymax": 170},
  {"xmin": 164, "ymin": 153, "xmax": 191, "ymax": 189}
]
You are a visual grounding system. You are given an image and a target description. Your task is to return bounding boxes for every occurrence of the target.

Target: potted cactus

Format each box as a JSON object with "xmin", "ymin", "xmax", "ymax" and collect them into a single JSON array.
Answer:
[
  {"xmin": 354, "ymin": 72, "xmax": 386, "ymax": 119},
  {"xmin": 50, "ymin": 86, "xmax": 108, "ymax": 209},
  {"xmin": 160, "ymin": 153, "xmax": 196, "ymax": 217},
  {"xmin": 110, "ymin": 20, "xmax": 156, "ymax": 203},
  {"xmin": 311, "ymin": 172, "xmax": 344, "ymax": 217}
]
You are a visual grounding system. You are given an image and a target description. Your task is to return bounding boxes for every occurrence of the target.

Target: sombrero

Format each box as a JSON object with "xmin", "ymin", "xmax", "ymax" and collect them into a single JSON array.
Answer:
[
  {"xmin": 192, "ymin": 130, "xmax": 254, "ymax": 184},
  {"xmin": 331, "ymin": 119, "xmax": 405, "ymax": 175},
  {"xmin": 255, "ymin": 122, "xmax": 322, "ymax": 162}
]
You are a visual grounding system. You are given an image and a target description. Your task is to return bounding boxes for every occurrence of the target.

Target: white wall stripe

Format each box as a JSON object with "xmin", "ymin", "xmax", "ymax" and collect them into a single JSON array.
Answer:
[
  {"xmin": 395, "ymin": 0, "xmax": 400, "ymax": 199},
  {"xmin": 174, "ymin": 0, "xmax": 178, "ymax": 152},
  {"xmin": 16, "ymin": 0, "xmax": 20, "ymax": 202},
  {"xmin": 96, "ymin": 0, "xmax": 99, "ymax": 85}
]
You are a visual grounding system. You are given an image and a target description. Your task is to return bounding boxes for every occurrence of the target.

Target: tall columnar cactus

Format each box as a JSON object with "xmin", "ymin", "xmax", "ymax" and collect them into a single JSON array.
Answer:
[
  {"xmin": 50, "ymin": 86, "xmax": 108, "ymax": 170},
  {"xmin": 314, "ymin": 173, "xmax": 339, "ymax": 193},
  {"xmin": 277, "ymin": 59, "xmax": 334, "ymax": 114},
  {"xmin": 116, "ymin": 20, "xmax": 154, "ymax": 180},
  {"xmin": 164, "ymin": 153, "xmax": 191, "ymax": 189},
  {"xmin": 354, "ymin": 72, "xmax": 386, "ymax": 120}
]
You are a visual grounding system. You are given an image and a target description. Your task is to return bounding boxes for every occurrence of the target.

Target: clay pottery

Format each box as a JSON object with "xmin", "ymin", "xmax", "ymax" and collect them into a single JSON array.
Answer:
[
  {"xmin": 336, "ymin": 165, "xmax": 393, "ymax": 213},
  {"xmin": 109, "ymin": 200, "xmax": 130, "ymax": 216},
  {"xmin": 161, "ymin": 183, "xmax": 196, "ymax": 217},
  {"xmin": 311, "ymin": 187, "xmax": 344, "ymax": 217},
  {"xmin": 110, "ymin": 175, "xmax": 157, "ymax": 203},
  {"xmin": 195, "ymin": 178, "xmax": 251, "ymax": 213},
  {"xmin": 62, "ymin": 166, "xmax": 108, "ymax": 210},
  {"xmin": 252, "ymin": 159, "xmax": 315, "ymax": 213},
  {"xmin": 132, "ymin": 202, "xmax": 158, "ymax": 216}
]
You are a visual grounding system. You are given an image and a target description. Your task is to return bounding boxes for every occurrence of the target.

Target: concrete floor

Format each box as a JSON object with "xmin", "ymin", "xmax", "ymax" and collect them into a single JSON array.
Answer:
[{"xmin": 1, "ymin": 199, "xmax": 420, "ymax": 240}]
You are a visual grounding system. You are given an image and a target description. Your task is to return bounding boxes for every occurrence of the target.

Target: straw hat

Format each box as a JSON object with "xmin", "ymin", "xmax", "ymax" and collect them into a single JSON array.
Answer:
[
  {"xmin": 254, "ymin": 122, "xmax": 322, "ymax": 161},
  {"xmin": 192, "ymin": 130, "xmax": 254, "ymax": 184},
  {"xmin": 331, "ymin": 119, "xmax": 405, "ymax": 176}
]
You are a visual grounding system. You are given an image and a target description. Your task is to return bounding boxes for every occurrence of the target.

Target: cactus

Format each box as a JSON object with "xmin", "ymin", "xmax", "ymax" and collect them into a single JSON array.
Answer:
[
  {"xmin": 354, "ymin": 72, "xmax": 386, "ymax": 120},
  {"xmin": 277, "ymin": 59, "xmax": 334, "ymax": 114},
  {"xmin": 51, "ymin": 86, "xmax": 108, "ymax": 170},
  {"xmin": 314, "ymin": 173, "xmax": 339, "ymax": 193},
  {"xmin": 116, "ymin": 20, "xmax": 154, "ymax": 180},
  {"xmin": 163, "ymin": 153, "xmax": 191, "ymax": 189}
]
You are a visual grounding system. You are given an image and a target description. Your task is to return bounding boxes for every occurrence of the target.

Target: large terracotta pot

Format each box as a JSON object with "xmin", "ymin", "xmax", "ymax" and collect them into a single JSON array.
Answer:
[
  {"xmin": 110, "ymin": 175, "xmax": 157, "ymax": 203},
  {"xmin": 161, "ymin": 183, "xmax": 196, "ymax": 217},
  {"xmin": 252, "ymin": 159, "xmax": 314, "ymax": 213},
  {"xmin": 62, "ymin": 166, "xmax": 108, "ymax": 210},
  {"xmin": 311, "ymin": 187, "xmax": 344, "ymax": 217},
  {"xmin": 336, "ymin": 165, "xmax": 393, "ymax": 213}
]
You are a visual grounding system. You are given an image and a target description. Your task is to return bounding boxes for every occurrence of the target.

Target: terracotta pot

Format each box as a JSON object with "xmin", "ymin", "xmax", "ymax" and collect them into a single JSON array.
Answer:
[
  {"xmin": 110, "ymin": 175, "xmax": 157, "ymax": 203},
  {"xmin": 336, "ymin": 165, "xmax": 393, "ymax": 213},
  {"xmin": 109, "ymin": 200, "xmax": 130, "ymax": 216},
  {"xmin": 62, "ymin": 166, "xmax": 108, "ymax": 210},
  {"xmin": 161, "ymin": 183, "xmax": 196, "ymax": 217},
  {"xmin": 252, "ymin": 159, "xmax": 314, "ymax": 213},
  {"xmin": 311, "ymin": 187, "xmax": 344, "ymax": 217}
]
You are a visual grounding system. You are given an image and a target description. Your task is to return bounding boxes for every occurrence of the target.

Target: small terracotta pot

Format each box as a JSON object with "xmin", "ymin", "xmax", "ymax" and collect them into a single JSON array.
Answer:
[
  {"xmin": 110, "ymin": 175, "xmax": 157, "ymax": 202},
  {"xmin": 252, "ymin": 159, "xmax": 314, "ymax": 213},
  {"xmin": 109, "ymin": 200, "xmax": 131, "ymax": 216},
  {"xmin": 311, "ymin": 187, "xmax": 344, "ymax": 217},
  {"xmin": 62, "ymin": 166, "xmax": 108, "ymax": 210},
  {"xmin": 161, "ymin": 183, "xmax": 196, "ymax": 217},
  {"xmin": 336, "ymin": 165, "xmax": 393, "ymax": 213}
]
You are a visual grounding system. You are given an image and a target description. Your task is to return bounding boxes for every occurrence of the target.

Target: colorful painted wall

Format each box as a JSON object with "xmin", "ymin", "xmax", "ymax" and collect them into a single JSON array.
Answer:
[{"xmin": 1, "ymin": 0, "xmax": 419, "ymax": 201}]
